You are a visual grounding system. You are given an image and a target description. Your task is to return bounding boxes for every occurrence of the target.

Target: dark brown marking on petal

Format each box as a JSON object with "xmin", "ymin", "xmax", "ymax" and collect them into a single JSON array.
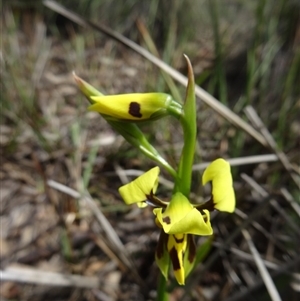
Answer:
[
  {"xmin": 202, "ymin": 211, "xmax": 208, "ymax": 223},
  {"xmin": 169, "ymin": 247, "xmax": 181, "ymax": 271},
  {"xmin": 174, "ymin": 234, "xmax": 185, "ymax": 244},
  {"xmin": 163, "ymin": 216, "xmax": 171, "ymax": 224},
  {"xmin": 146, "ymin": 192, "xmax": 167, "ymax": 208},
  {"xmin": 156, "ymin": 230, "xmax": 168, "ymax": 259},
  {"xmin": 209, "ymin": 196, "xmax": 216, "ymax": 210},
  {"xmin": 187, "ymin": 235, "xmax": 196, "ymax": 263},
  {"xmin": 196, "ymin": 197, "xmax": 215, "ymax": 213},
  {"xmin": 128, "ymin": 102, "xmax": 142, "ymax": 118},
  {"xmin": 198, "ymin": 210, "xmax": 210, "ymax": 223}
]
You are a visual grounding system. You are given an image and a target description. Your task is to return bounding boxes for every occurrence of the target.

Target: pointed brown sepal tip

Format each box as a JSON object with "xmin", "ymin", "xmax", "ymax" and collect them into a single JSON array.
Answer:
[
  {"xmin": 72, "ymin": 71, "xmax": 82, "ymax": 85},
  {"xmin": 183, "ymin": 54, "xmax": 194, "ymax": 85}
]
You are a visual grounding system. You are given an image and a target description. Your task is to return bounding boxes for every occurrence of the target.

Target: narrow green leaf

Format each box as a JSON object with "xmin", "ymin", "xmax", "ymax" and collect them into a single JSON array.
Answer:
[{"xmin": 175, "ymin": 55, "xmax": 196, "ymax": 196}]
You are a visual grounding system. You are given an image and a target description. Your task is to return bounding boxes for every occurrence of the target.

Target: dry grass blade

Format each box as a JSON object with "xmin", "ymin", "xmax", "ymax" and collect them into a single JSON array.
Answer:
[
  {"xmin": 106, "ymin": 154, "xmax": 279, "ymax": 178},
  {"xmin": 234, "ymin": 209, "xmax": 287, "ymax": 252},
  {"xmin": 181, "ymin": 198, "xmax": 272, "ymax": 301},
  {"xmin": 213, "ymin": 242, "xmax": 280, "ymax": 270},
  {"xmin": 240, "ymin": 173, "xmax": 270, "ymax": 197},
  {"xmin": 31, "ymin": 24, "xmax": 51, "ymax": 91},
  {"xmin": 47, "ymin": 180, "xmax": 125, "ymax": 256},
  {"xmin": 290, "ymin": 273, "xmax": 300, "ymax": 293},
  {"xmin": 113, "ymin": 163, "xmax": 130, "ymax": 185},
  {"xmin": 280, "ymin": 188, "xmax": 300, "ymax": 218},
  {"xmin": 43, "ymin": 0, "xmax": 267, "ymax": 147},
  {"xmin": 224, "ymin": 257, "xmax": 300, "ymax": 301},
  {"xmin": 46, "ymin": 180, "xmax": 144, "ymax": 286},
  {"xmin": 241, "ymin": 173, "xmax": 300, "ymax": 235},
  {"xmin": 241, "ymin": 229, "xmax": 282, "ymax": 301},
  {"xmin": 192, "ymin": 154, "xmax": 278, "ymax": 171},
  {"xmin": 91, "ymin": 289, "xmax": 115, "ymax": 301},
  {"xmin": 245, "ymin": 105, "xmax": 299, "ymax": 187},
  {"xmin": 136, "ymin": 18, "xmax": 182, "ymax": 103},
  {"xmin": 1, "ymin": 266, "xmax": 99, "ymax": 288}
]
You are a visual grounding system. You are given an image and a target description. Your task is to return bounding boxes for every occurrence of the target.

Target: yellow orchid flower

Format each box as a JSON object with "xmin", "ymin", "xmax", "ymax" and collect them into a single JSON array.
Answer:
[
  {"xmin": 89, "ymin": 93, "xmax": 182, "ymax": 121},
  {"xmin": 118, "ymin": 158, "xmax": 235, "ymax": 285}
]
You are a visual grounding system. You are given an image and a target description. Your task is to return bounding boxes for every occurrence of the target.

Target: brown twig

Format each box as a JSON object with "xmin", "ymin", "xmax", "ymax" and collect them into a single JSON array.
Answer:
[{"xmin": 1, "ymin": 265, "xmax": 99, "ymax": 288}]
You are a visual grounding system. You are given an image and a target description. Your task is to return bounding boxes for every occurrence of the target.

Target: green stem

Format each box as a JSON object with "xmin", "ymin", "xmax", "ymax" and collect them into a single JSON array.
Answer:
[
  {"xmin": 139, "ymin": 142, "xmax": 177, "ymax": 178},
  {"xmin": 108, "ymin": 120, "xmax": 177, "ymax": 178},
  {"xmin": 156, "ymin": 272, "xmax": 169, "ymax": 301}
]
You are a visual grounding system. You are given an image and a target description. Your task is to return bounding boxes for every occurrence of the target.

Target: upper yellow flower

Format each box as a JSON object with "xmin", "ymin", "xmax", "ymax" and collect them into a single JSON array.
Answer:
[{"xmin": 89, "ymin": 93, "xmax": 181, "ymax": 121}]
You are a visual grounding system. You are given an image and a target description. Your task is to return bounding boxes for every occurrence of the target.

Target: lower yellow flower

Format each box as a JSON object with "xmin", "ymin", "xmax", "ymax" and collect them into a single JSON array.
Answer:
[
  {"xmin": 154, "ymin": 192, "xmax": 212, "ymax": 236},
  {"xmin": 153, "ymin": 193, "xmax": 212, "ymax": 285},
  {"xmin": 118, "ymin": 158, "xmax": 235, "ymax": 285}
]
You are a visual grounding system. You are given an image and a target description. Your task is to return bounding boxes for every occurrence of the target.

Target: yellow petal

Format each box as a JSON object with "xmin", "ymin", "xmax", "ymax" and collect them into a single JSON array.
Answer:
[
  {"xmin": 118, "ymin": 167, "xmax": 160, "ymax": 207},
  {"xmin": 167, "ymin": 234, "xmax": 187, "ymax": 285},
  {"xmin": 202, "ymin": 158, "xmax": 235, "ymax": 213},
  {"xmin": 153, "ymin": 193, "xmax": 213, "ymax": 235},
  {"xmin": 89, "ymin": 93, "xmax": 172, "ymax": 120}
]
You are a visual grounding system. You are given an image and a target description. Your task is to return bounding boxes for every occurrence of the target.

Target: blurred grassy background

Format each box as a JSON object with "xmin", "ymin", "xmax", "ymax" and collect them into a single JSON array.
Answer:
[{"xmin": 1, "ymin": 0, "xmax": 300, "ymax": 300}]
